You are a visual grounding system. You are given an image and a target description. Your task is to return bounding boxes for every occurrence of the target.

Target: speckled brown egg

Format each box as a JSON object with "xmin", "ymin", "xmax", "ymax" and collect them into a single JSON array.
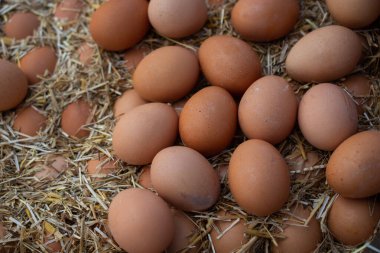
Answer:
[
  {"xmin": 342, "ymin": 74, "xmax": 371, "ymax": 114},
  {"xmin": 113, "ymin": 89, "xmax": 147, "ymax": 119},
  {"xmin": 20, "ymin": 47, "xmax": 57, "ymax": 85},
  {"xmin": 239, "ymin": 75, "xmax": 298, "ymax": 144},
  {"xmin": 326, "ymin": 0, "xmax": 380, "ymax": 29},
  {"xmin": 151, "ymin": 146, "xmax": 220, "ymax": 211},
  {"xmin": 77, "ymin": 43, "xmax": 95, "ymax": 66},
  {"xmin": 124, "ymin": 45, "xmax": 150, "ymax": 71},
  {"xmin": 231, "ymin": 0, "xmax": 299, "ymax": 42},
  {"xmin": 133, "ymin": 46, "xmax": 199, "ymax": 102},
  {"xmin": 179, "ymin": 86, "xmax": 237, "ymax": 157},
  {"xmin": 112, "ymin": 103, "xmax": 178, "ymax": 165},
  {"xmin": 0, "ymin": 59, "xmax": 28, "ymax": 112},
  {"xmin": 87, "ymin": 158, "xmax": 116, "ymax": 177},
  {"xmin": 148, "ymin": 0, "xmax": 207, "ymax": 38},
  {"xmin": 298, "ymin": 83, "xmax": 358, "ymax": 151},
  {"xmin": 89, "ymin": 0, "xmax": 149, "ymax": 51},
  {"xmin": 61, "ymin": 100, "xmax": 92, "ymax": 138},
  {"xmin": 228, "ymin": 139, "xmax": 290, "ymax": 216},
  {"xmin": 54, "ymin": 0, "xmax": 84, "ymax": 21},
  {"xmin": 326, "ymin": 130, "xmax": 380, "ymax": 198},
  {"xmin": 198, "ymin": 35, "xmax": 261, "ymax": 96},
  {"xmin": 138, "ymin": 166, "xmax": 153, "ymax": 189},
  {"xmin": 286, "ymin": 25, "xmax": 362, "ymax": 82},
  {"xmin": 328, "ymin": 195, "xmax": 380, "ymax": 246},
  {"xmin": 13, "ymin": 106, "xmax": 47, "ymax": 136},
  {"xmin": 3, "ymin": 12, "xmax": 40, "ymax": 40},
  {"xmin": 108, "ymin": 188, "xmax": 175, "ymax": 253}
]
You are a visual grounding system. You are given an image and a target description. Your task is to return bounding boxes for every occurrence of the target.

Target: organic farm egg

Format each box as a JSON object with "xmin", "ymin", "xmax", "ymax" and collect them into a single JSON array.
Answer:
[
  {"xmin": 113, "ymin": 89, "xmax": 147, "ymax": 119},
  {"xmin": 13, "ymin": 106, "xmax": 47, "ymax": 136},
  {"xmin": 61, "ymin": 100, "xmax": 92, "ymax": 138},
  {"xmin": 54, "ymin": 0, "xmax": 84, "ymax": 21},
  {"xmin": 3, "ymin": 12, "xmax": 40, "ymax": 40}
]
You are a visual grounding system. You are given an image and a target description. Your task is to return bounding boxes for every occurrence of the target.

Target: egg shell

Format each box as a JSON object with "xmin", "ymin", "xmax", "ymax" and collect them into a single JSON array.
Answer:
[
  {"xmin": 210, "ymin": 211, "xmax": 247, "ymax": 253},
  {"xmin": 124, "ymin": 45, "xmax": 150, "ymax": 71},
  {"xmin": 179, "ymin": 86, "xmax": 237, "ymax": 157},
  {"xmin": 138, "ymin": 166, "xmax": 153, "ymax": 189},
  {"xmin": 61, "ymin": 100, "xmax": 92, "ymax": 138},
  {"xmin": 20, "ymin": 47, "xmax": 57, "ymax": 85},
  {"xmin": 328, "ymin": 196, "xmax": 380, "ymax": 246},
  {"xmin": 148, "ymin": 0, "xmax": 208, "ymax": 39},
  {"xmin": 272, "ymin": 205, "xmax": 322, "ymax": 253},
  {"xmin": 326, "ymin": 130, "xmax": 380, "ymax": 198},
  {"xmin": 89, "ymin": 0, "xmax": 149, "ymax": 51},
  {"xmin": 133, "ymin": 46, "xmax": 199, "ymax": 102},
  {"xmin": 231, "ymin": 0, "xmax": 299, "ymax": 42},
  {"xmin": 228, "ymin": 139, "xmax": 290, "ymax": 216},
  {"xmin": 13, "ymin": 106, "xmax": 47, "ymax": 136},
  {"xmin": 298, "ymin": 83, "xmax": 358, "ymax": 151},
  {"xmin": 113, "ymin": 89, "xmax": 147, "ymax": 119},
  {"xmin": 112, "ymin": 103, "xmax": 178, "ymax": 165},
  {"xmin": 3, "ymin": 12, "xmax": 40, "ymax": 40},
  {"xmin": 239, "ymin": 75, "xmax": 298, "ymax": 144},
  {"xmin": 326, "ymin": 0, "xmax": 380, "ymax": 29},
  {"xmin": 285, "ymin": 25, "xmax": 362, "ymax": 83},
  {"xmin": 87, "ymin": 158, "xmax": 116, "ymax": 177},
  {"xmin": 77, "ymin": 43, "xmax": 95, "ymax": 66},
  {"xmin": 0, "ymin": 59, "xmax": 28, "ymax": 112},
  {"xmin": 198, "ymin": 35, "xmax": 261, "ymax": 96},
  {"xmin": 54, "ymin": 0, "xmax": 84, "ymax": 21},
  {"xmin": 151, "ymin": 146, "xmax": 220, "ymax": 211},
  {"xmin": 108, "ymin": 188, "xmax": 175, "ymax": 253}
]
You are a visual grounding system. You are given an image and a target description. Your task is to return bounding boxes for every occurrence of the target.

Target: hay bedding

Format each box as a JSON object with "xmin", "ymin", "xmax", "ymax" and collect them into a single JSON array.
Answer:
[{"xmin": 0, "ymin": 0, "xmax": 379, "ymax": 252}]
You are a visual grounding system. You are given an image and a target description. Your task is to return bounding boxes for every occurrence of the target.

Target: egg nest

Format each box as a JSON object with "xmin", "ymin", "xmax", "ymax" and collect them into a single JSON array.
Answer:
[{"xmin": 0, "ymin": 0, "xmax": 379, "ymax": 252}]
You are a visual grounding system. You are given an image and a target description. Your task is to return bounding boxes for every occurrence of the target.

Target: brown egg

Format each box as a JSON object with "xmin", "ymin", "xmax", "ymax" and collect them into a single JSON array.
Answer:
[
  {"xmin": 210, "ymin": 211, "xmax": 247, "ymax": 253},
  {"xmin": 172, "ymin": 98, "xmax": 188, "ymax": 116},
  {"xmin": 228, "ymin": 139, "xmax": 290, "ymax": 216},
  {"xmin": 326, "ymin": 130, "xmax": 380, "ymax": 198},
  {"xmin": 0, "ymin": 59, "xmax": 28, "ymax": 112},
  {"xmin": 3, "ymin": 12, "xmax": 40, "ymax": 40},
  {"xmin": 298, "ymin": 83, "xmax": 358, "ymax": 151},
  {"xmin": 328, "ymin": 196, "xmax": 380, "ymax": 246},
  {"xmin": 342, "ymin": 74, "xmax": 371, "ymax": 114},
  {"xmin": 138, "ymin": 166, "xmax": 153, "ymax": 189},
  {"xmin": 272, "ymin": 205, "xmax": 322, "ymax": 253},
  {"xmin": 198, "ymin": 35, "xmax": 261, "ymax": 96},
  {"xmin": 112, "ymin": 103, "xmax": 178, "ymax": 165},
  {"xmin": 89, "ymin": 0, "xmax": 149, "ymax": 51},
  {"xmin": 239, "ymin": 76, "xmax": 298, "ymax": 144},
  {"xmin": 108, "ymin": 188, "xmax": 175, "ymax": 253},
  {"xmin": 13, "ymin": 106, "xmax": 47, "ymax": 136},
  {"xmin": 61, "ymin": 100, "xmax": 92, "ymax": 138},
  {"xmin": 113, "ymin": 89, "xmax": 147, "ymax": 118},
  {"xmin": 285, "ymin": 25, "xmax": 362, "ymax": 83},
  {"xmin": 54, "ymin": 0, "xmax": 84, "ymax": 21},
  {"xmin": 124, "ymin": 45, "xmax": 150, "ymax": 71},
  {"xmin": 77, "ymin": 43, "xmax": 95, "ymax": 66},
  {"xmin": 151, "ymin": 146, "xmax": 220, "ymax": 211},
  {"xmin": 87, "ymin": 158, "xmax": 116, "ymax": 177},
  {"xmin": 326, "ymin": 0, "xmax": 380, "ymax": 29},
  {"xmin": 133, "ymin": 46, "xmax": 199, "ymax": 102},
  {"xmin": 20, "ymin": 47, "xmax": 57, "ymax": 85}
]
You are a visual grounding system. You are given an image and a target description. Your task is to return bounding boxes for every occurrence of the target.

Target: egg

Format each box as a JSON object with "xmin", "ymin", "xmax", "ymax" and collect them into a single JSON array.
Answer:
[
  {"xmin": 112, "ymin": 103, "xmax": 178, "ymax": 165},
  {"xmin": 54, "ymin": 0, "xmax": 84, "ymax": 21},
  {"xmin": 239, "ymin": 75, "xmax": 298, "ymax": 144},
  {"xmin": 20, "ymin": 47, "xmax": 57, "ymax": 85},
  {"xmin": 13, "ymin": 106, "xmax": 47, "ymax": 136},
  {"xmin": 326, "ymin": 0, "xmax": 380, "ymax": 29},
  {"xmin": 210, "ymin": 211, "xmax": 247, "ymax": 253},
  {"xmin": 326, "ymin": 130, "xmax": 380, "ymax": 198},
  {"xmin": 148, "ymin": 0, "xmax": 208, "ymax": 38},
  {"xmin": 151, "ymin": 146, "xmax": 220, "ymax": 211},
  {"xmin": 77, "ymin": 43, "xmax": 95, "ymax": 66},
  {"xmin": 113, "ymin": 89, "xmax": 147, "ymax": 119},
  {"xmin": 3, "ymin": 12, "xmax": 40, "ymax": 40},
  {"xmin": 342, "ymin": 74, "xmax": 371, "ymax": 113},
  {"xmin": 286, "ymin": 25, "xmax": 362, "ymax": 83},
  {"xmin": 272, "ymin": 205, "xmax": 322, "ymax": 253},
  {"xmin": 179, "ymin": 86, "xmax": 237, "ymax": 157},
  {"xmin": 124, "ymin": 45, "xmax": 150, "ymax": 71},
  {"xmin": 138, "ymin": 166, "xmax": 153, "ymax": 189},
  {"xmin": 298, "ymin": 83, "xmax": 358, "ymax": 151},
  {"xmin": 198, "ymin": 35, "xmax": 262, "ymax": 96},
  {"xmin": 231, "ymin": 0, "xmax": 299, "ymax": 42},
  {"xmin": 108, "ymin": 188, "xmax": 175, "ymax": 253},
  {"xmin": 0, "ymin": 59, "xmax": 28, "ymax": 112},
  {"xmin": 328, "ymin": 195, "xmax": 380, "ymax": 246},
  {"xmin": 228, "ymin": 139, "xmax": 290, "ymax": 216},
  {"xmin": 87, "ymin": 158, "xmax": 116, "ymax": 177},
  {"xmin": 133, "ymin": 46, "xmax": 199, "ymax": 102},
  {"xmin": 61, "ymin": 99, "xmax": 92, "ymax": 138},
  {"xmin": 89, "ymin": 0, "xmax": 149, "ymax": 51}
]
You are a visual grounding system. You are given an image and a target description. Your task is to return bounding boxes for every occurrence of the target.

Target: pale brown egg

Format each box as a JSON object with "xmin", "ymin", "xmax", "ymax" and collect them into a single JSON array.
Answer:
[
  {"xmin": 89, "ymin": 0, "xmax": 149, "ymax": 51},
  {"xmin": 108, "ymin": 188, "xmax": 175, "ymax": 253},
  {"xmin": 87, "ymin": 158, "xmax": 116, "ymax": 177},
  {"xmin": 54, "ymin": 0, "xmax": 84, "ymax": 21},
  {"xmin": 77, "ymin": 43, "xmax": 95, "ymax": 66},
  {"xmin": 13, "ymin": 106, "xmax": 47, "ymax": 136},
  {"xmin": 228, "ymin": 139, "xmax": 290, "ymax": 216},
  {"xmin": 20, "ymin": 47, "xmax": 57, "ymax": 85},
  {"xmin": 151, "ymin": 146, "xmax": 220, "ymax": 211},
  {"xmin": 328, "ymin": 195, "xmax": 380, "ymax": 246},
  {"xmin": 138, "ymin": 166, "xmax": 153, "ymax": 189},
  {"xmin": 198, "ymin": 35, "xmax": 261, "ymax": 96},
  {"xmin": 3, "ymin": 12, "xmax": 40, "ymax": 40},
  {"xmin": 61, "ymin": 100, "xmax": 92, "ymax": 138},
  {"xmin": 124, "ymin": 45, "xmax": 150, "ymax": 71},
  {"xmin": 113, "ymin": 89, "xmax": 147, "ymax": 118}
]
